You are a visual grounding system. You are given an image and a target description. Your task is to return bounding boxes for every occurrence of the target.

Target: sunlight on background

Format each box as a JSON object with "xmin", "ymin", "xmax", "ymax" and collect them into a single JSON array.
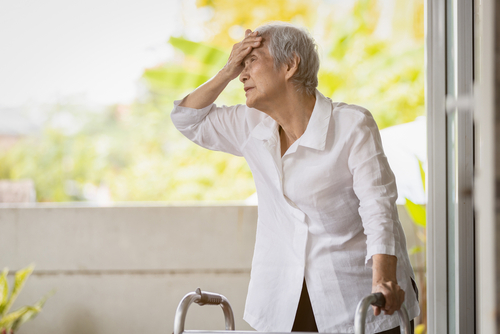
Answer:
[
  {"xmin": 0, "ymin": 0, "xmax": 426, "ymax": 330},
  {"xmin": 0, "ymin": 0, "xmax": 424, "ymax": 203}
]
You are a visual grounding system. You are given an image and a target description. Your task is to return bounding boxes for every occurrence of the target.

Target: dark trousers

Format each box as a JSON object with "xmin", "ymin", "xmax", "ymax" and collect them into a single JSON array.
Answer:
[
  {"xmin": 376, "ymin": 320, "xmax": 414, "ymax": 334},
  {"xmin": 291, "ymin": 280, "xmax": 318, "ymax": 332},
  {"xmin": 291, "ymin": 280, "xmax": 415, "ymax": 333}
]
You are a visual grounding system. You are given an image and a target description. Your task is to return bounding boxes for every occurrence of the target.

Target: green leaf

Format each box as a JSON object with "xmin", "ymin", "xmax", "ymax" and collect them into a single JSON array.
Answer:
[
  {"xmin": 0, "ymin": 268, "xmax": 9, "ymax": 314},
  {"xmin": 143, "ymin": 66, "xmax": 212, "ymax": 93},
  {"xmin": 415, "ymin": 323, "xmax": 426, "ymax": 334},
  {"xmin": 409, "ymin": 246, "xmax": 423, "ymax": 255},
  {"xmin": 11, "ymin": 289, "xmax": 54, "ymax": 331},
  {"xmin": 405, "ymin": 198, "xmax": 426, "ymax": 227},
  {"xmin": 0, "ymin": 306, "xmax": 34, "ymax": 329},
  {"xmin": 418, "ymin": 159, "xmax": 425, "ymax": 192},
  {"xmin": 168, "ymin": 37, "xmax": 228, "ymax": 68},
  {"xmin": 1, "ymin": 264, "xmax": 34, "ymax": 317}
]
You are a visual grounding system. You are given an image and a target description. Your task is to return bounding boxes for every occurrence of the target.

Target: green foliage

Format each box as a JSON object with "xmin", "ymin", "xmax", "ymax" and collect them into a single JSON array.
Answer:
[
  {"xmin": 168, "ymin": 37, "xmax": 227, "ymax": 69},
  {"xmin": 419, "ymin": 160, "xmax": 426, "ymax": 192},
  {"xmin": 0, "ymin": 265, "xmax": 53, "ymax": 332},
  {"xmin": 409, "ymin": 245, "xmax": 423, "ymax": 256},
  {"xmin": 405, "ymin": 198, "xmax": 426, "ymax": 227},
  {"xmin": 195, "ymin": 0, "xmax": 319, "ymax": 48},
  {"xmin": 404, "ymin": 158, "xmax": 426, "ymax": 228},
  {"xmin": 316, "ymin": 1, "xmax": 424, "ymax": 129},
  {"xmin": 0, "ymin": 0, "xmax": 424, "ymax": 202},
  {"xmin": 404, "ymin": 158, "xmax": 426, "ymax": 332}
]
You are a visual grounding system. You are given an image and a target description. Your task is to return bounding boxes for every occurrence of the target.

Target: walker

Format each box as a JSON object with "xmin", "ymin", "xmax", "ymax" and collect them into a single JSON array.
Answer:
[{"xmin": 173, "ymin": 288, "xmax": 411, "ymax": 334}]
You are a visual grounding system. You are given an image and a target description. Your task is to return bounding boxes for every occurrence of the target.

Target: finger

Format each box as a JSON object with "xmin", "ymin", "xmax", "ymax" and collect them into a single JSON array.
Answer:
[
  {"xmin": 245, "ymin": 29, "xmax": 252, "ymax": 37},
  {"xmin": 241, "ymin": 37, "xmax": 261, "ymax": 47},
  {"xmin": 230, "ymin": 46, "xmax": 253, "ymax": 65},
  {"xmin": 242, "ymin": 31, "xmax": 262, "ymax": 42},
  {"xmin": 382, "ymin": 293, "xmax": 392, "ymax": 311},
  {"xmin": 385, "ymin": 309, "xmax": 395, "ymax": 316},
  {"xmin": 232, "ymin": 41, "xmax": 260, "ymax": 62},
  {"xmin": 239, "ymin": 38, "xmax": 262, "ymax": 51},
  {"xmin": 373, "ymin": 305, "xmax": 381, "ymax": 316},
  {"xmin": 233, "ymin": 36, "xmax": 259, "ymax": 53},
  {"xmin": 242, "ymin": 35, "xmax": 262, "ymax": 45}
]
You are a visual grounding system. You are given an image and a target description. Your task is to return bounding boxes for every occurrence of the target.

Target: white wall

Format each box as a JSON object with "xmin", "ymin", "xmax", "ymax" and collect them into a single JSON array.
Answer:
[
  {"xmin": 1, "ymin": 204, "xmax": 257, "ymax": 334},
  {"xmin": 1, "ymin": 203, "xmax": 419, "ymax": 334}
]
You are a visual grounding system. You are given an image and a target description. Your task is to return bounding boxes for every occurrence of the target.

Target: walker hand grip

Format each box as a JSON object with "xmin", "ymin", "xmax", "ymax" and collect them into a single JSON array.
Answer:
[
  {"xmin": 195, "ymin": 287, "xmax": 223, "ymax": 305},
  {"xmin": 371, "ymin": 292, "xmax": 386, "ymax": 308},
  {"xmin": 173, "ymin": 288, "xmax": 235, "ymax": 334},
  {"xmin": 354, "ymin": 293, "xmax": 410, "ymax": 334}
]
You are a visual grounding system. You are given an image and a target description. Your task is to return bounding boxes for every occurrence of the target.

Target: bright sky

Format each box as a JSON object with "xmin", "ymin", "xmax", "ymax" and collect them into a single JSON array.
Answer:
[{"xmin": 0, "ymin": 0, "xmax": 186, "ymax": 108}]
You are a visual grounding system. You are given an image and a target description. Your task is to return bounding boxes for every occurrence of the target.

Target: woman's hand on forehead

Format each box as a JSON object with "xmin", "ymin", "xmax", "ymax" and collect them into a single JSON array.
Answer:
[{"xmin": 221, "ymin": 29, "xmax": 262, "ymax": 81}]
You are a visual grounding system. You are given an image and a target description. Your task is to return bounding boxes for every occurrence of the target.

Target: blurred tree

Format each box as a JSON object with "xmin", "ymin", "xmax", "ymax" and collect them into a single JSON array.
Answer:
[
  {"xmin": 182, "ymin": 0, "xmax": 424, "ymax": 128},
  {"xmin": 0, "ymin": 0, "xmax": 424, "ymax": 202},
  {"xmin": 193, "ymin": 0, "xmax": 319, "ymax": 48}
]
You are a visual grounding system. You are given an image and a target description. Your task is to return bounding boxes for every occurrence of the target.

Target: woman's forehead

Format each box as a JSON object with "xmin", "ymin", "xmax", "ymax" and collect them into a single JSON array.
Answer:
[{"xmin": 247, "ymin": 42, "xmax": 271, "ymax": 59}]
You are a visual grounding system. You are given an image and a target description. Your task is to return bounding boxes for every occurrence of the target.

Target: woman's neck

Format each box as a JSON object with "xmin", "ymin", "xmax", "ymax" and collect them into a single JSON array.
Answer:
[
  {"xmin": 265, "ymin": 89, "xmax": 315, "ymax": 154},
  {"xmin": 263, "ymin": 89, "xmax": 315, "ymax": 157}
]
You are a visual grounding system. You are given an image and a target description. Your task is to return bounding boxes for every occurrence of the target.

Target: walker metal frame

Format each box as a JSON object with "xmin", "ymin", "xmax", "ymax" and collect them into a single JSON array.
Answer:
[{"xmin": 173, "ymin": 288, "xmax": 410, "ymax": 334}]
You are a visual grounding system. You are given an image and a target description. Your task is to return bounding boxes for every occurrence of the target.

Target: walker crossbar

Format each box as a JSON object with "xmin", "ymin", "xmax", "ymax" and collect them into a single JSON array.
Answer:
[{"xmin": 173, "ymin": 289, "xmax": 410, "ymax": 334}]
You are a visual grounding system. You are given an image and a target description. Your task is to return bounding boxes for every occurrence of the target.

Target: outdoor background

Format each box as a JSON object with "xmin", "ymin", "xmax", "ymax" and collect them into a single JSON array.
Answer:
[
  {"xmin": 1, "ymin": 0, "xmax": 426, "ymax": 332},
  {"xmin": 0, "ymin": 0, "xmax": 424, "ymax": 203}
]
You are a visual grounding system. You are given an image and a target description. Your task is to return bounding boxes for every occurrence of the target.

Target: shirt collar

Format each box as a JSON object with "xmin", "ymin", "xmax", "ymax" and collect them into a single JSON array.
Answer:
[
  {"xmin": 296, "ymin": 90, "xmax": 332, "ymax": 151},
  {"xmin": 249, "ymin": 114, "xmax": 279, "ymax": 142},
  {"xmin": 249, "ymin": 90, "xmax": 333, "ymax": 152}
]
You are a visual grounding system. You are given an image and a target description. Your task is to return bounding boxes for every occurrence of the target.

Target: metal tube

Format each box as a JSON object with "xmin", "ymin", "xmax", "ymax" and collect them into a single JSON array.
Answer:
[
  {"xmin": 220, "ymin": 296, "xmax": 235, "ymax": 331},
  {"xmin": 173, "ymin": 289, "xmax": 235, "ymax": 334},
  {"xmin": 174, "ymin": 292, "xmax": 200, "ymax": 334},
  {"xmin": 354, "ymin": 294, "xmax": 411, "ymax": 334}
]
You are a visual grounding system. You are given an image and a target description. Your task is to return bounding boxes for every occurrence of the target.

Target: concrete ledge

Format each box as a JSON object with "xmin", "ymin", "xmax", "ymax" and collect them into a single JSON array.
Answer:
[
  {"xmin": 2, "ymin": 205, "xmax": 257, "ymax": 271},
  {"xmin": 2, "ymin": 205, "xmax": 257, "ymax": 333},
  {"xmin": 2, "ymin": 203, "xmax": 419, "ymax": 333}
]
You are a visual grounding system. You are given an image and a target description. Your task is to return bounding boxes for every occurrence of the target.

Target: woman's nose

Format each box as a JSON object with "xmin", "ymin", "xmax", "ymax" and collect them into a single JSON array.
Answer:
[{"xmin": 239, "ymin": 67, "xmax": 249, "ymax": 83}]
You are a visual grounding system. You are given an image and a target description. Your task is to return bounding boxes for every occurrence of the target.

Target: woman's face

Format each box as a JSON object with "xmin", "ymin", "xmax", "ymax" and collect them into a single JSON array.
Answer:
[{"xmin": 239, "ymin": 38, "xmax": 287, "ymax": 111}]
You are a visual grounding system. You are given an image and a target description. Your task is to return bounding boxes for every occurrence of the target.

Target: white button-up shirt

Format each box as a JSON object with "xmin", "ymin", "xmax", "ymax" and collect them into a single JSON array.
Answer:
[{"xmin": 171, "ymin": 91, "xmax": 419, "ymax": 333}]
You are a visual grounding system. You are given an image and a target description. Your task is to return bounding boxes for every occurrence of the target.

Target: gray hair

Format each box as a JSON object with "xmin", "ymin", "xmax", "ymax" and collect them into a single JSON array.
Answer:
[{"xmin": 255, "ymin": 22, "xmax": 319, "ymax": 96}]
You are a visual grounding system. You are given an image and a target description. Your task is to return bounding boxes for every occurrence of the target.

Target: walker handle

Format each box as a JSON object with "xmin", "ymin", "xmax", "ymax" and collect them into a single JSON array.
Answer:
[
  {"xmin": 195, "ymin": 287, "xmax": 223, "ymax": 306},
  {"xmin": 354, "ymin": 293, "xmax": 410, "ymax": 334},
  {"xmin": 173, "ymin": 288, "xmax": 235, "ymax": 334},
  {"xmin": 371, "ymin": 292, "xmax": 386, "ymax": 308}
]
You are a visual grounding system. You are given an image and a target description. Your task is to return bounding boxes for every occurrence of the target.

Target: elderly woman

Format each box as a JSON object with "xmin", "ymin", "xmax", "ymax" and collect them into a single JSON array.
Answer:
[{"xmin": 171, "ymin": 23, "xmax": 419, "ymax": 333}]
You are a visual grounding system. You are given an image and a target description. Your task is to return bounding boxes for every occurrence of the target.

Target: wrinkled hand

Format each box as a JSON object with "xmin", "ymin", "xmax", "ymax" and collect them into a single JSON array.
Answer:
[
  {"xmin": 222, "ymin": 29, "xmax": 262, "ymax": 80},
  {"xmin": 372, "ymin": 281, "xmax": 405, "ymax": 316}
]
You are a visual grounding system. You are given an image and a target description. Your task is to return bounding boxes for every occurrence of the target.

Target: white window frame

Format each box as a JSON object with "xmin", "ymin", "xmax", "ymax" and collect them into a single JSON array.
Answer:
[
  {"xmin": 474, "ymin": 0, "xmax": 496, "ymax": 332},
  {"xmin": 426, "ymin": 0, "xmax": 448, "ymax": 332},
  {"xmin": 427, "ymin": 0, "xmax": 498, "ymax": 332}
]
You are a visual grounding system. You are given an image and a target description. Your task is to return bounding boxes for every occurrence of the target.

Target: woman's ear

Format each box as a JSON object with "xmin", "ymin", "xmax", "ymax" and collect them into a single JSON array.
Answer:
[{"xmin": 285, "ymin": 53, "xmax": 301, "ymax": 80}]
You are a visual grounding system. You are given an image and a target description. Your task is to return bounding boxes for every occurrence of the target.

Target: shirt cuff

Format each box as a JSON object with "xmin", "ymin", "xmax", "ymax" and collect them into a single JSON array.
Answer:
[
  {"xmin": 171, "ymin": 99, "xmax": 215, "ymax": 126},
  {"xmin": 365, "ymin": 244, "xmax": 396, "ymax": 267}
]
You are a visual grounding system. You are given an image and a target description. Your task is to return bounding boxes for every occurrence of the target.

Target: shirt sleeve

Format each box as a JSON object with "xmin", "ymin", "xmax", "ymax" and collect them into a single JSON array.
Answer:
[
  {"xmin": 346, "ymin": 108, "xmax": 399, "ymax": 266},
  {"xmin": 170, "ymin": 99, "xmax": 251, "ymax": 157}
]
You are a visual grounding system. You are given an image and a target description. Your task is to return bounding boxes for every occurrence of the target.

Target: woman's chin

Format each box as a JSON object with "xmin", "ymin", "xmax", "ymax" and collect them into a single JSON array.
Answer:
[{"xmin": 245, "ymin": 98, "xmax": 255, "ymax": 108}]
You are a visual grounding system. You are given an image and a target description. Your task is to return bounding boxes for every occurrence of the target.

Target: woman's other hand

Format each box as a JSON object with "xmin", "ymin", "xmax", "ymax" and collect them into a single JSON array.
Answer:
[
  {"xmin": 371, "ymin": 254, "xmax": 405, "ymax": 316},
  {"xmin": 222, "ymin": 29, "xmax": 262, "ymax": 81},
  {"xmin": 372, "ymin": 279, "xmax": 405, "ymax": 316}
]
